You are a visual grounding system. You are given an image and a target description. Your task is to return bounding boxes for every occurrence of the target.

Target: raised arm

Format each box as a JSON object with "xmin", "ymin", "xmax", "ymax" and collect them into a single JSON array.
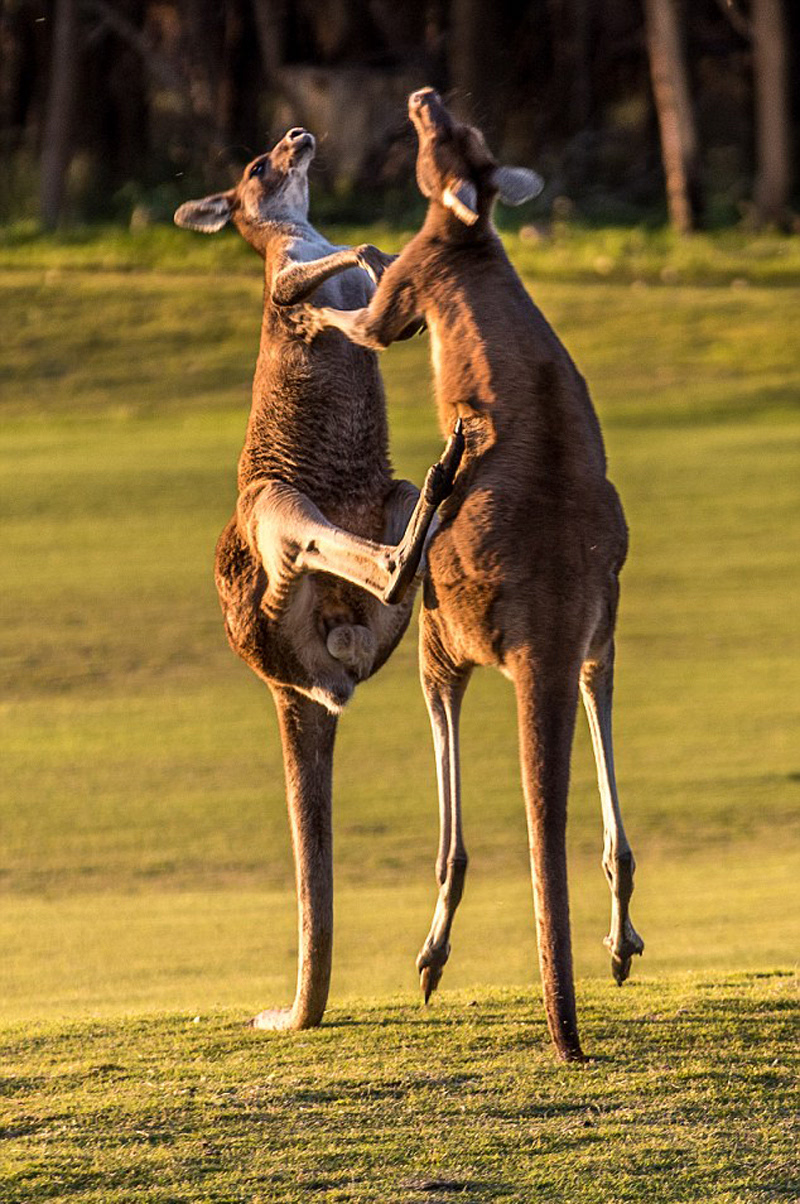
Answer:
[
  {"xmin": 289, "ymin": 261, "xmax": 424, "ymax": 352},
  {"xmin": 270, "ymin": 244, "xmax": 396, "ymax": 306}
]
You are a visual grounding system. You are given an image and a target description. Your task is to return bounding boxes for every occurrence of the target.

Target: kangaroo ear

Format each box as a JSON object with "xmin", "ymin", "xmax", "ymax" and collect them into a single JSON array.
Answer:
[
  {"xmin": 492, "ymin": 166, "xmax": 544, "ymax": 206},
  {"xmin": 443, "ymin": 178, "xmax": 479, "ymax": 225},
  {"xmin": 174, "ymin": 190, "xmax": 235, "ymax": 233}
]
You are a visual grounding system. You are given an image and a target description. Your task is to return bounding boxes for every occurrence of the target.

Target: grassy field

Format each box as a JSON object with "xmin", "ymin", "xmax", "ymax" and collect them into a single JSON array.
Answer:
[
  {"xmin": 1, "ymin": 227, "xmax": 798, "ymax": 1201},
  {"xmin": 4, "ymin": 218, "xmax": 800, "ymax": 285},
  {"xmin": 2, "ymin": 977, "xmax": 796, "ymax": 1204}
]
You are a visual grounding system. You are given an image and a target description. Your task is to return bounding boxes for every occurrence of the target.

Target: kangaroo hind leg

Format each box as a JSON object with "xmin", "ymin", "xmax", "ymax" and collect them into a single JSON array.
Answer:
[
  {"xmin": 416, "ymin": 659, "xmax": 472, "ymax": 1002},
  {"xmin": 580, "ymin": 642, "xmax": 644, "ymax": 985},
  {"xmin": 383, "ymin": 419, "xmax": 464, "ymax": 604},
  {"xmin": 240, "ymin": 479, "xmax": 399, "ymax": 608},
  {"xmin": 240, "ymin": 422, "xmax": 463, "ymax": 612},
  {"xmin": 251, "ymin": 686, "xmax": 337, "ymax": 1031},
  {"xmin": 513, "ymin": 655, "xmax": 585, "ymax": 1062}
]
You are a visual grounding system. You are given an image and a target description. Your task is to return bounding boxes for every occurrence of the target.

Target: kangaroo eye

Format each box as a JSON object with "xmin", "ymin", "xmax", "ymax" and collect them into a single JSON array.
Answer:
[{"xmin": 249, "ymin": 162, "xmax": 265, "ymax": 179}]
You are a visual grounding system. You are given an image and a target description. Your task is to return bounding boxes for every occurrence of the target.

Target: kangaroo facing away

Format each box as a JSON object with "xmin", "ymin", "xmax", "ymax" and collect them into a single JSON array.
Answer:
[
  {"xmin": 174, "ymin": 127, "xmax": 462, "ymax": 1031},
  {"xmin": 290, "ymin": 92, "xmax": 643, "ymax": 1061}
]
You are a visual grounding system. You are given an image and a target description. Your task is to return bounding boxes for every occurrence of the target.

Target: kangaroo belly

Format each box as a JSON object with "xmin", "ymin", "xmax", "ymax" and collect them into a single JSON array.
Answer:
[{"xmin": 425, "ymin": 482, "xmax": 617, "ymax": 670}]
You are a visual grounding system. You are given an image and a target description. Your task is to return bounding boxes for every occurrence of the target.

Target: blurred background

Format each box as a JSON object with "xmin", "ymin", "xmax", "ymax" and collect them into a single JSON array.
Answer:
[{"xmin": 1, "ymin": 0, "xmax": 798, "ymax": 231}]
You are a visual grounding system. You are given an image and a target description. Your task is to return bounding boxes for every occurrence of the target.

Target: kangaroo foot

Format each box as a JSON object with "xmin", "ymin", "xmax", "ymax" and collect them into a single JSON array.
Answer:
[
  {"xmin": 604, "ymin": 922, "xmax": 644, "ymax": 986},
  {"xmin": 249, "ymin": 1007, "xmax": 294, "ymax": 1030},
  {"xmin": 416, "ymin": 941, "xmax": 451, "ymax": 1003},
  {"xmin": 246, "ymin": 1001, "xmax": 322, "ymax": 1030},
  {"xmin": 383, "ymin": 421, "xmax": 465, "ymax": 606}
]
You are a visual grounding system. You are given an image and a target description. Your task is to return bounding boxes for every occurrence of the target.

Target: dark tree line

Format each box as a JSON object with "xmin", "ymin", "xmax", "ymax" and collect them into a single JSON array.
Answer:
[{"xmin": 1, "ymin": 0, "xmax": 797, "ymax": 229}]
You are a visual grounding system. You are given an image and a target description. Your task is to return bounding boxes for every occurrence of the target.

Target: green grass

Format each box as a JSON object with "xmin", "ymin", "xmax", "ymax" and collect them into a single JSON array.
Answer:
[
  {"xmin": 1, "ymin": 229, "xmax": 798, "ymax": 1200},
  {"xmin": 1, "ymin": 978, "xmax": 796, "ymax": 1203},
  {"xmin": 3, "ymin": 219, "xmax": 800, "ymax": 284}
]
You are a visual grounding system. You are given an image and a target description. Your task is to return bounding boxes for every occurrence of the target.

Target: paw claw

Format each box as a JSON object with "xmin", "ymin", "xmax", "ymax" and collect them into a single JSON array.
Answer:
[
  {"xmin": 282, "ymin": 304, "xmax": 322, "ymax": 344},
  {"xmin": 356, "ymin": 245, "xmax": 396, "ymax": 285}
]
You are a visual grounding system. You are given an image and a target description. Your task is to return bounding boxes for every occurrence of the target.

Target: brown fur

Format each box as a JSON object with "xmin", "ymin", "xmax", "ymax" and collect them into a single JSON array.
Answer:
[
  {"xmin": 292, "ymin": 92, "xmax": 643, "ymax": 1060},
  {"xmin": 174, "ymin": 128, "xmax": 457, "ymax": 1030}
]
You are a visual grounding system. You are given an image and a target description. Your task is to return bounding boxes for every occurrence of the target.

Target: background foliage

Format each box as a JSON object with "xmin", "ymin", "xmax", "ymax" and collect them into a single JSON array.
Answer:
[{"xmin": 1, "ymin": 0, "xmax": 798, "ymax": 228}]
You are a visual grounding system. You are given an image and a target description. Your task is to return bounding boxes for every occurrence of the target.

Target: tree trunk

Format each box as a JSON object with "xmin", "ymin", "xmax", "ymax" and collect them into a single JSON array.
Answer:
[
  {"xmin": 448, "ymin": 0, "xmax": 506, "ymax": 146},
  {"xmin": 180, "ymin": 0, "xmax": 223, "ymax": 152},
  {"xmin": 643, "ymin": 0, "xmax": 702, "ymax": 233},
  {"xmin": 251, "ymin": 0, "xmax": 286, "ymax": 80},
  {"xmin": 752, "ymin": 0, "xmax": 791, "ymax": 225},
  {"xmin": 39, "ymin": 0, "xmax": 79, "ymax": 228},
  {"xmin": 547, "ymin": 0, "xmax": 593, "ymax": 133}
]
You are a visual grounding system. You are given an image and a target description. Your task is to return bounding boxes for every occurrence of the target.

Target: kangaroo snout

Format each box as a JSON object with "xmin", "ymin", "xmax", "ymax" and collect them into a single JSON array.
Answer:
[
  {"xmin": 284, "ymin": 128, "xmax": 315, "ymax": 154},
  {"xmin": 409, "ymin": 88, "xmax": 438, "ymax": 109},
  {"xmin": 408, "ymin": 88, "xmax": 445, "ymax": 128}
]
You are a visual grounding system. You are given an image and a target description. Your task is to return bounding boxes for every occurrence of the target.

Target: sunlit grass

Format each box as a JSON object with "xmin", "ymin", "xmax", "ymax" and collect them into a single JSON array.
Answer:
[
  {"xmin": 1, "ymin": 976, "xmax": 796, "ymax": 1203},
  {"xmin": 1, "ymin": 236, "xmax": 798, "ymax": 1202},
  {"xmin": 3, "ymin": 218, "xmax": 800, "ymax": 284}
]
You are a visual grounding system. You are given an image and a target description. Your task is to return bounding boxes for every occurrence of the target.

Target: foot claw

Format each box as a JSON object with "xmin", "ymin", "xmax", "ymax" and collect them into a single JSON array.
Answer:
[
  {"xmin": 604, "ymin": 928, "xmax": 644, "ymax": 986},
  {"xmin": 609, "ymin": 952, "xmax": 632, "ymax": 985},
  {"xmin": 416, "ymin": 941, "xmax": 450, "ymax": 1002},
  {"xmin": 420, "ymin": 964, "xmax": 443, "ymax": 1003},
  {"xmin": 422, "ymin": 462, "xmax": 448, "ymax": 506}
]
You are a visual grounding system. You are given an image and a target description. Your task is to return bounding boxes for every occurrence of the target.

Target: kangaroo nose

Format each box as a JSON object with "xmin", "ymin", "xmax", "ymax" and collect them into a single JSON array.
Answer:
[
  {"xmin": 409, "ymin": 88, "xmax": 439, "ymax": 111},
  {"xmin": 284, "ymin": 127, "xmax": 314, "ymax": 155}
]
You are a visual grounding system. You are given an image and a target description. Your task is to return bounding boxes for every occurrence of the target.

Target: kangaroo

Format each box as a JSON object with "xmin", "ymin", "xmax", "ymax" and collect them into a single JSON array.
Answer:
[
  {"xmin": 288, "ymin": 93, "xmax": 643, "ymax": 1061},
  {"xmin": 174, "ymin": 126, "xmax": 462, "ymax": 1031}
]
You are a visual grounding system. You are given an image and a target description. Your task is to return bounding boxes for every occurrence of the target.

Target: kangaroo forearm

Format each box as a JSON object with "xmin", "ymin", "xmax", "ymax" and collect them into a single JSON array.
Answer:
[
  {"xmin": 271, "ymin": 250, "xmax": 360, "ymax": 306},
  {"xmin": 315, "ymin": 306, "xmax": 390, "ymax": 351}
]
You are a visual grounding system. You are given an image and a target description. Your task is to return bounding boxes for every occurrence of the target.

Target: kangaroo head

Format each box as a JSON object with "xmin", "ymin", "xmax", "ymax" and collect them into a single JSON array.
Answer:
[
  {"xmin": 408, "ymin": 88, "xmax": 543, "ymax": 227},
  {"xmin": 174, "ymin": 128, "xmax": 316, "ymax": 243}
]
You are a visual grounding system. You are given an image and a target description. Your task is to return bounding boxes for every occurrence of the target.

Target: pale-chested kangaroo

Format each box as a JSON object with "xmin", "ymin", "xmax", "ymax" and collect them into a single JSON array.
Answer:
[
  {"xmin": 174, "ymin": 127, "xmax": 461, "ymax": 1031},
  {"xmin": 289, "ymin": 93, "xmax": 643, "ymax": 1061}
]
